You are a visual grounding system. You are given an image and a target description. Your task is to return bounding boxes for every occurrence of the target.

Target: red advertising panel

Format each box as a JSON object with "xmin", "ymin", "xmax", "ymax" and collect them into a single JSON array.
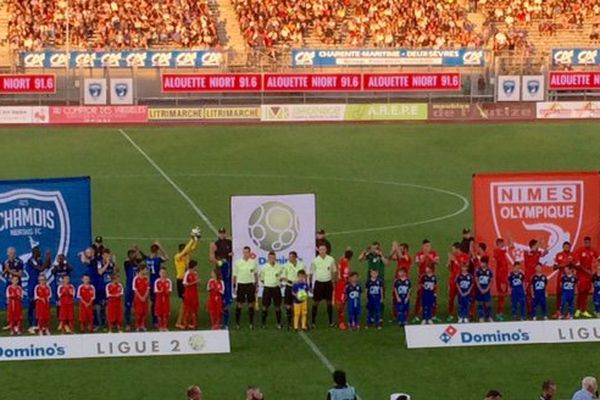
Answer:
[
  {"xmin": 49, "ymin": 106, "xmax": 148, "ymax": 124},
  {"xmin": 363, "ymin": 72, "xmax": 460, "ymax": 91},
  {"xmin": 0, "ymin": 74, "xmax": 55, "ymax": 94},
  {"xmin": 262, "ymin": 73, "xmax": 362, "ymax": 92},
  {"xmin": 473, "ymin": 172, "xmax": 600, "ymax": 294},
  {"xmin": 162, "ymin": 74, "xmax": 262, "ymax": 92},
  {"xmin": 549, "ymin": 72, "xmax": 600, "ymax": 90}
]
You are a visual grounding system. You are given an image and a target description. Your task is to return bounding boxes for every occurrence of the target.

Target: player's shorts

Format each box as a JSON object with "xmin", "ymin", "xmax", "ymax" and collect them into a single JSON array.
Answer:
[
  {"xmin": 476, "ymin": 292, "xmax": 491, "ymax": 302},
  {"xmin": 283, "ymin": 285, "xmax": 294, "ymax": 306},
  {"xmin": 236, "ymin": 283, "xmax": 256, "ymax": 304},
  {"xmin": 176, "ymin": 279, "xmax": 184, "ymax": 299},
  {"xmin": 262, "ymin": 286, "xmax": 282, "ymax": 308},
  {"xmin": 313, "ymin": 281, "xmax": 333, "ymax": 302}
]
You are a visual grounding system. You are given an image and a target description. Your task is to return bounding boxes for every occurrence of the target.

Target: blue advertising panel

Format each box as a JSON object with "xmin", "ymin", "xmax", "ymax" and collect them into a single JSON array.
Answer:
[
  {"xmin": 20, "ymin": 50, "xmax": 223, "ymax": 68},
  {"xmin": 291, "ymin": 48, "xmax": 484, "ymax": 67},
  {"xmin": 552, "ymin": 49, "xmax": 600, "ymax": 66},
  {"xmin": 0, "ymin": 177, "xmax": 91, "ymax": 308}
]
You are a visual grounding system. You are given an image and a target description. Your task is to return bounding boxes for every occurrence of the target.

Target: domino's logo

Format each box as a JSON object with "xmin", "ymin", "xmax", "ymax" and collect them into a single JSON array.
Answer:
[{"xmin": 439, "ymin": 325, "xmax": 458, "ymax": 344}]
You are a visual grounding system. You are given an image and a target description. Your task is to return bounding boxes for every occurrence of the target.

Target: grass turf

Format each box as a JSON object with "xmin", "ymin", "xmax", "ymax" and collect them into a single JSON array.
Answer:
[{"xmin": 1, "ymin": 122, "xmax": 600, "ymax": 399}]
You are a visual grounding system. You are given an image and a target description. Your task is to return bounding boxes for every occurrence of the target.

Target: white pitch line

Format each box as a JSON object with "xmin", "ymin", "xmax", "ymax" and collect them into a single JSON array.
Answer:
[
  {"xmin": 95, "ymin": 171, "xmax": 469, "ymax": 236},
  {"xmin": 118, "ymin": 129, "xmax": 218, "ymax": 235},
  {"xmin": 299, "ymin": 332, "xmax": 363, "ymax": 400},
  {"xmin": 117, "ymin": 130, "xmax": 347, "ymax": 394}
]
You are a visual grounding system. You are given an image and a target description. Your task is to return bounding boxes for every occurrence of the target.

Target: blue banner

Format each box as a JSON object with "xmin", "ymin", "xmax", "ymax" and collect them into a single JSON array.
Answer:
[
  {"xmin": 552, "ymin": 49, "xmax": 600, "ymax": 66},
  {"xmin": 292, "ymin": 48, "xmax": 484, "ymax": 67},
  {"xmin": 21, "ymin": 50, "xmax": 223, "ymax": 68},
  {"xmin": 0, "ymin": 177, "xmax": 91, "ymax": 308}
]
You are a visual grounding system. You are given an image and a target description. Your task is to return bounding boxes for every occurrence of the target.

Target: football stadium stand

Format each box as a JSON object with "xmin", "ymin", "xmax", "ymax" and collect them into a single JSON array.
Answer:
[{"xmin": 1, "ymin": 0, "xmax": 599, "ymax": 59}]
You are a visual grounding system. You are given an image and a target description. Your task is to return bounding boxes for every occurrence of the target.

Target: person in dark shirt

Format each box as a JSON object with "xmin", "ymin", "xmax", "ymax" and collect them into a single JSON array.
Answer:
[
  {"xmin": 316, "ymin": 229, "xmax": 332, "ymax": 255},
  {"xmin": 459, "ymin": 228, "xmax": 474, "ymax": 255}
]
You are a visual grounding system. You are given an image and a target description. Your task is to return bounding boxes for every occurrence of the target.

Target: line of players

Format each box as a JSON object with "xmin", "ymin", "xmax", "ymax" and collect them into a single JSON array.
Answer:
[
  {"xmin": 1, "ymin": 232, "xmax": 231, "ymax": 335},
  {"xmin": 4, "ymin": 228, "xmax": 600, "ymax": 334}
]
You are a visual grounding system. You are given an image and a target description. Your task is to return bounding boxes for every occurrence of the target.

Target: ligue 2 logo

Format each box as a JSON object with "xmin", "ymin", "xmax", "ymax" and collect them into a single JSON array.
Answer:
[{"xmin": 247, "ymin": 201, "xmax": 299, "ymax": 252}]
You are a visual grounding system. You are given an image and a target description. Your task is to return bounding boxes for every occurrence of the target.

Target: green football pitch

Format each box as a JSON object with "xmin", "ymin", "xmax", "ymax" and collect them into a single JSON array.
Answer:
[{"xmin": 1, "ymin": 122, "xmax": 600, "ymax": 400}]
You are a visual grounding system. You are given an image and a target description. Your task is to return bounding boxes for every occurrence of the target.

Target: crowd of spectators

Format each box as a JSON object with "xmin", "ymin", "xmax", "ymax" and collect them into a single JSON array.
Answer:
[
  {"xmin": 7, "ymin": 0, "xmax": 219, "ymax": 51},
  {"xmin": 5, "ymin": 0, "xmax": 600, "ymax": 52},
  {"xmin": 480, "ymin": 0, "xmax": 600, "ymax": 33},
  {"xmin": 232, "ymin": 0, "xmax": 350, "ymax": 49},
  {"xmin": 344, "ymin": 0, "xmax": 483, "ymax": 48}
]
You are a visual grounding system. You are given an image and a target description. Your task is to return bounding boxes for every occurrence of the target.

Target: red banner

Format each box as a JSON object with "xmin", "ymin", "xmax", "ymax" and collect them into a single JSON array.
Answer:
[
  {"xmin": 262, "ymin": 73, "xmax": 362, "ymax": 92},
  {"xmin": 473, "ymin": 172, "xmax": 600, "ymax": 294},
  {"xmin": 161, "ymin": 73, "xmax": 460, "ymax": 92},
  {"xmin": 162, "ymin": 74, "xmax": 262, "ymax": 92},
  {"xmin": 0, "ymin": 74, "xmax": 55, "ymax": 94},
  {"xmin": 49, "ymin": 106, "xmax": 148, "ymax": 124},
  {"xmin": 549, "ymin": 72, "xmax": 600, "ymax": 90},
  {"xmin": 363, "ymin": 72, "xmax": 460, "ymax": 91}
]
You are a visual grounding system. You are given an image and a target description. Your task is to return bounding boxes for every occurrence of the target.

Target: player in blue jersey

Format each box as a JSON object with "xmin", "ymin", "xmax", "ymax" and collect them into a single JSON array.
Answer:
[
  {"xmin": 455, "ymin": 263, "xmax": 473, "ymax": 323},
  {"xmin": 530, "ymin": 263, "xmax": 548, "ymax": 320},
  {"xmin": 592, "ymin": 265, "xmax": 600, "ymax": 317},
  {"xmin": 365, "ymin": 269, "xmax": 384, "ymax": 329},
  {"xmin": 345, "ymin": 272, "xmax": 362, "ymax": 330},
  {"xmin": 96, "ymin": 248, "xmax": 117, "ymax": 330},
  {"xmin": 508, "ymin": 262, "xmax": 526, "ymax": 320},
  {"xmin": 420, "ymin": 265, "xmax": 437, "ymax": 324},
  {"xmin": 475, "ymin": 256, "xmax": 493, "ymax": 322},
  {"xmin": 146, "ymin": 242, "xmax": 169, "ymax": 327},
  {"xmin": 560, "ymin": 266, "xmax": 577, "ymax": 319},
  {"xmin": 393, "ymin": 269, "xmax": 411, "ymax": 327},
  {"xmin": 124, "ymin": 248, "xmax": 142, "ymax": 330}
]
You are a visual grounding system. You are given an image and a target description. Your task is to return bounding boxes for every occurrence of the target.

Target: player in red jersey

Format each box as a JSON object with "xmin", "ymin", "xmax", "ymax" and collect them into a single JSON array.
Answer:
[
  {"xmin": 552, "ymin": 241, "xmax": 573, "ymax": 319},
  {"xmin": 106, "ymin": 274, "xmax": 124, "ymax": 333},
  {"xmin": 334, "ymin": 249, "xmax": 353, "ymax": 330},
  {"xmin": 573, "ymin": 236, "xmax": 598, "ymax": 318},
  {"xmin": 207, "ymin": 268, "xmax": 224, "ymax": 330},
  {"xmin": 77, "ymin": 274, "xmax": 96, "ymax": 333},
  {"xmin": 183, "ymin": 260, "xmax": 200, "ymax": 329},
  {"xmin": 57, "ymin": 275, "xmax": 75, "ymax": 333},
  {"xmin": 390, "ymin": 242, "xmax": 411, "ymax": 320},
  {"xmin": 493, "ymin": 238, "xmax": 512, "ymax": 320},
  {"xmin": 6, "ymin": 276, "xmax": 24, "ymax": 335},
  {"xmin": 34, "ymin": 275, "xmax": 52, "ymax": 335},
  {"xmin": 447, "ymin": 242, "xmax": 469, "ymax": 321},
  {"xmin": 133, "ymin": 266, "xmax": 150, "ymax": 331},
  {"xmin": 154, "ymin": 268, "xmax": 172, "ymax": 331},
  {"xmin": 413, "ymin": 240, "xmax": 439, "ymax": 322}
]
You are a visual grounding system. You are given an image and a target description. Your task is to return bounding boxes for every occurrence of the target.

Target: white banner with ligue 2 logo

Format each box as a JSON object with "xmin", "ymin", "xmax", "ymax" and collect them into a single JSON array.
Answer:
[
  {"xmin": 83, "ymin": 78, "xmax": 107, "ymax": 105},
  {"xmin": 406, "ymin": 320, "xmax": 600, "ymax": 349},
  {"xmin": 231, "ymin": 194, "xmax": 316, "ymax": 269},
  {"xmin": 0, "ymin": 330, "xmax": 230, "ymax": 362}
]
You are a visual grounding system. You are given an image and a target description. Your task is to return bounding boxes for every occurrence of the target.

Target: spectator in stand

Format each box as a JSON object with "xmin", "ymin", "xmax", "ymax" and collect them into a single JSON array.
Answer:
[
  {"xmin": 8, "ymin": 0, "xmax": 218, "ymax": 51},
  {"xmin": 540, "ymin": 380, "xmax": 557, "ymax": 400},
  {"xmin": 187, "ymin": 385, "xmax": 202, "ymax": 400},
  {"xmin": 572, "ymin": 377, "xmax": 598, "ymax": 400},
  {"xmin": 484, "ymin": 390, "xmax": 502, "ymax": 400}
]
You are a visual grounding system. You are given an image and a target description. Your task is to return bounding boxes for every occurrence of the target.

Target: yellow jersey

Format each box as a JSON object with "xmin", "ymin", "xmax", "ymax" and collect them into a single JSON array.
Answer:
[{"xmin": 174, "ymin": 238, "xmax": 198, "ymax": 279}]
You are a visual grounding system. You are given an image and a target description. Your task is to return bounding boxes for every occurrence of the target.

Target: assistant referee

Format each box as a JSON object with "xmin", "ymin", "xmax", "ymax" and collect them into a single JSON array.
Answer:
[
  {"xmin": 311, "ymin": 244, "xmax": 337, "ymax": 328},
  {"xmin": 233, "ymin": 246, "xmax": 258, "ymax": 330},
  {"xmin": 174, "ymin": 236, "xmax": 198, "ymax": 329}
]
